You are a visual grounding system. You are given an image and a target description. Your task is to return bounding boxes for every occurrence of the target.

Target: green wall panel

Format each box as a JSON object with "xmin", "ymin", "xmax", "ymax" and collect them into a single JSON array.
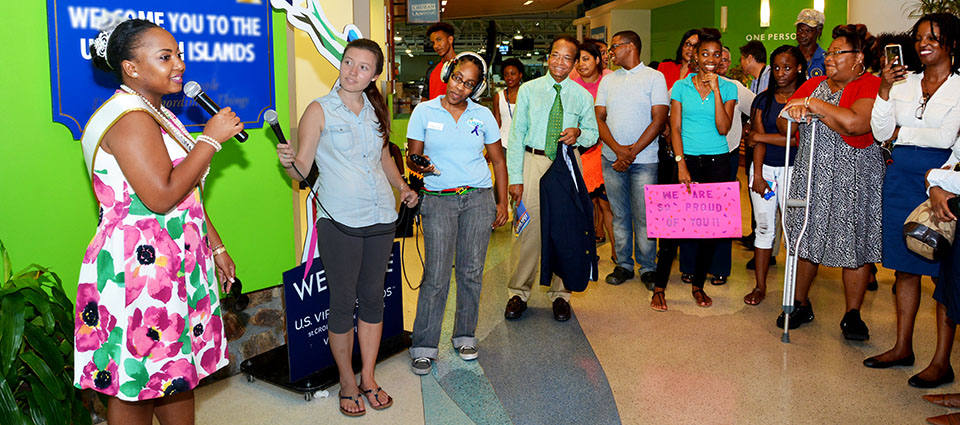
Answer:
[
  {"xmin": 650, "ymin": 0, "xmax": 849, "ymax": 68},
  {"xmin": 0, "ymin": 3, "xmax": 294, "ymax": 299}
]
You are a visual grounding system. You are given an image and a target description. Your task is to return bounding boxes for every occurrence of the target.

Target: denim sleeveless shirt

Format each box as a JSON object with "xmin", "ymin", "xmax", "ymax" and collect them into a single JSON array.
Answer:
[{"xmin": 312, "ymin": 88, "xmax": 397, "ymax": 228}]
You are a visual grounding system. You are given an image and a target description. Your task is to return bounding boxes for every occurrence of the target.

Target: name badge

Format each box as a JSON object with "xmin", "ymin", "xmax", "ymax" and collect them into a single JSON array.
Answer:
[{"xmin": 427, "ymin": 121, "xmax": 444, "ymax": 131}]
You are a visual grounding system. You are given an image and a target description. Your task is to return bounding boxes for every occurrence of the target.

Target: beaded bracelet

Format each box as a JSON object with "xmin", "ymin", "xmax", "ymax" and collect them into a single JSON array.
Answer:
[{"xmin": 197, "ymin": 134, "xmax": 222, "ymax": 152}]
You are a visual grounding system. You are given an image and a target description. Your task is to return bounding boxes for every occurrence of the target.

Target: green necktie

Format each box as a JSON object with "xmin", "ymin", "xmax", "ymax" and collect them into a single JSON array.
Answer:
[{"xmin": 544, "ymin": 83, "xmax": 564, "ymax": 160}]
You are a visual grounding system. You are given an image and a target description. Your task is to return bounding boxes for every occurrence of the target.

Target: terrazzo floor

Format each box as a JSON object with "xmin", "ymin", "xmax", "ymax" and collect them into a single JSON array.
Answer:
[{"xmin": 184, "ymin": 179, "xmax": 960, "ymax": 424}]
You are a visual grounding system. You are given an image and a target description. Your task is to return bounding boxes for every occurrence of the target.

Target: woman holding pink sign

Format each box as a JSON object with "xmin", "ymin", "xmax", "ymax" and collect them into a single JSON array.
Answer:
[{"xmin": 652, "ymin": 28, "xmax": 737, "ymax": 311}]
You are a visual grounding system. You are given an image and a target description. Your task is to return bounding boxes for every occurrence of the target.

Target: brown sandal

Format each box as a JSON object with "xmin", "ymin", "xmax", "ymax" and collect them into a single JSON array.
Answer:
[
  {"xmin": 692, "ymin": 288, "xmax": 712, "ymax": 307},
  {"xmin": 743, "ymin": 288, "xmax": 766, "ymax": 306},
  {"xmin": 361, "ymin": 386, "xmax": 393, "ymax": 410},
  {"xmin": 651, "ymin": 290, "xmax": 667, "ymax": 312},
  {"xmin": 339, "ymin": 391, "xmax": 366, "ymax": 417}
]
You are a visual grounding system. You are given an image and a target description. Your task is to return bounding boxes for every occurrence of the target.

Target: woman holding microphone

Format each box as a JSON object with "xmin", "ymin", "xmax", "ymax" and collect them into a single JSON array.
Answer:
[
  {"xmin": 276, "ymin": 39, "xmax": 417, "ymax": 416},
  {"xmin": 405, "ymin": 52, "xmax": 508, "ymax": 375},
  {"xmin": 76, "ymin": 18, "xmax": 240, "ymax": 423}
]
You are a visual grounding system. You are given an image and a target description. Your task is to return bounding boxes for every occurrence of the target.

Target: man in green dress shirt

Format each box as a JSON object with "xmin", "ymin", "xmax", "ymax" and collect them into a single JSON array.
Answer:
[{"xmin": 503, "ymin": 35, "xmax": 600, "ymax": 322}]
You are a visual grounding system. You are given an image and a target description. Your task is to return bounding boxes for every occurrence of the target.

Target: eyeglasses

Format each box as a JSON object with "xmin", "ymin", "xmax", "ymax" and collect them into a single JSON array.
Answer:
[
  {"xmin": 917, "ymin": 95, "xmax": 931, "ymax": 120},
  {"xmin": 609, "ymin": 42, "xmax": 630, "ymax": 52},
  {"xmin": 451, "ymin": 73, "xmax": 478, "ymax": 90},
  {"xmin": 824, "ymin": 49, "xmax": 860, "ymax": 58},
  {"xmin": 549, "ymin": 52, "xmax": 576, "ymax": 63},
  {"xmin": 683, "ymin": 41, "xmax": 696, "ymax": 49}
]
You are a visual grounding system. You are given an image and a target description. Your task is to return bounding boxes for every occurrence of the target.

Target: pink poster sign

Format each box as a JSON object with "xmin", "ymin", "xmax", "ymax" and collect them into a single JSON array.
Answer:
[{"xmin": 644, "ymin": 182, "xmax": 742, "ymax": 238}]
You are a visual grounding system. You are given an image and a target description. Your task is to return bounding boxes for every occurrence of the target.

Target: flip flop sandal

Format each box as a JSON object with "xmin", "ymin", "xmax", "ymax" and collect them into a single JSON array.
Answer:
[
  {"xmin": 681, "ymin": 273, "xmax": 693, "ymax": 284},
  {"xmin": 743, "ymin": 288, "xmax": 765, "ymax": 306},
  {"xmin": 362, "ymin": 386, "xmax": 393, "ymax": 410},
  {"xmin": 711, "ymin": 275, "xmax": 727, "ymax": 286},
  {"xmin": 692, "ymin": 288, "xmax": 712, "ymax": 308},
  {"xmin": 339, "ymin": 392, "xmax": 366, "ymax": 417},
  {"xmin": 650, "ymin": 291, "xmax": 667, "ymax": 312}
]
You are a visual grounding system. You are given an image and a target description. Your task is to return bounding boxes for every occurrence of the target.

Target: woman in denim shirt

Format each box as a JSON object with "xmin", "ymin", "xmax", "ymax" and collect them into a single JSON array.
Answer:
[{"xmin": 277, "ymin": 39, "xmax": 417, "ymax": 417}]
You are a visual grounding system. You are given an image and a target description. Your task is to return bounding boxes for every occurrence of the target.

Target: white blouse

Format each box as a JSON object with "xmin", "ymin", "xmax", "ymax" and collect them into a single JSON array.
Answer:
[{"xmin": 870, "ymin": 72, "xmax": 960, "ymax": 149}]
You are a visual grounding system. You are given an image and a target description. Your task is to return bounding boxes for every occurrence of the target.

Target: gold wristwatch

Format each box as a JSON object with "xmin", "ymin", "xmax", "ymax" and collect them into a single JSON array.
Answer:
[{"xmin": 674, "ymin": 154, "xmax": 684, "ymax": 162}]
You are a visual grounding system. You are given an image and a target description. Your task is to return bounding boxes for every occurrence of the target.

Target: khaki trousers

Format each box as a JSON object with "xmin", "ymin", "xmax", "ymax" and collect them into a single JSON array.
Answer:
[{"xmin": 507, "ymin": 150, "xmax": 579, "ymax": 302}]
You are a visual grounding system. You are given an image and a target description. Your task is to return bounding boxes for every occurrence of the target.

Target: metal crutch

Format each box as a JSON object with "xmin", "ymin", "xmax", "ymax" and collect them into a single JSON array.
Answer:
[{"xmin": 779, "ymin": 112, "xmax": 821, "ymax": 343}]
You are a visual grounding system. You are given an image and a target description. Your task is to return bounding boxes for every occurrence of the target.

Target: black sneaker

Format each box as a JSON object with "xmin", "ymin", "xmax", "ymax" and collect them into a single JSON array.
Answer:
[
  {"xmin": 840, "ymin": 309, "xmax": 870, "ymax": 341},
  {"xmin": 776, "ymin": 300, "xmax": 815, "ymax": 329},
  {"xmin": 605, "ymin": 266, "xmax": 634, "ymax": 285}
]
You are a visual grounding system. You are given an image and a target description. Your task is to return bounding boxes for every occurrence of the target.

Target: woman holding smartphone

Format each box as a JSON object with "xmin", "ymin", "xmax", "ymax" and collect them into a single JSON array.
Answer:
[
  {"xmin": 405, "ymin": 52, "xmax": 508, "ymax": 376},
  {"xmin": 866, "ymin": 13, "xmax": 960, "ymax": 389}
]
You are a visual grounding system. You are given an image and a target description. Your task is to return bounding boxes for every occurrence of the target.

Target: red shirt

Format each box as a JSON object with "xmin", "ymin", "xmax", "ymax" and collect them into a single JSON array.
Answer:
[
  {"xmin": 657, "ymin": 61, "xmax": 684, "ymax": 90},
  {"xmin": 428, "ymin": 60, "xmax": 447, "ymax": 100},
  {"xmin": 789, "ymin": 73, "xmax": 880, "ymax": 148}
]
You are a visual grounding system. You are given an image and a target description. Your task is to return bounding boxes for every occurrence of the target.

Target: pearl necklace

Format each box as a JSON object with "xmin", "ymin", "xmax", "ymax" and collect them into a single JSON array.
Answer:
[
  {"xmin": 120, "ymin": 85, "xmax": 196, "ymax": 151},
  {"xmin": 120, "ymin": 84, "xmax": 209, "ymax": 183}
]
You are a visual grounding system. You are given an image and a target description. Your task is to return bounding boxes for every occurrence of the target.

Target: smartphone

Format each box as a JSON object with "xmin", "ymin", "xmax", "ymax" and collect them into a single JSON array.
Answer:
[
  {"xmin": 885, "ymin": 44, "xmax": 903, "ymax": 67},
  {"xmin": 409, "ymin": 153, "xmax": 441, "ymax": 175}
]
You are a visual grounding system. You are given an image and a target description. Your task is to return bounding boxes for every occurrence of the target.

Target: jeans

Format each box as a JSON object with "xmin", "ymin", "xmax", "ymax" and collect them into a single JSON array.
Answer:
[
  {"xmin": 749, "ymin": 163, "xmax": 791, "ymax": 249},
  {"xmin": 410, "ymin": 188, "xmax": 496, "ymax": 359},
  {"xmin": 602, "ymin": 157, "xmax": 658, "ymax": 271}
]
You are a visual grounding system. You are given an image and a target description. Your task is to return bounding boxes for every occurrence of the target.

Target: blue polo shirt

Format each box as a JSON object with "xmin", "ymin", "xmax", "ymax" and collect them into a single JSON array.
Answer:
[
  {"xmin": 807, "ymin": 45, "xmax": 826, "ymax": 78},
  {"xmin": 670, "ymin": 74, "xmax": 738, "ymax": 155},
  {"xmin": 407, "ymin": 96, "xmax": 501, "ymax": 191}
]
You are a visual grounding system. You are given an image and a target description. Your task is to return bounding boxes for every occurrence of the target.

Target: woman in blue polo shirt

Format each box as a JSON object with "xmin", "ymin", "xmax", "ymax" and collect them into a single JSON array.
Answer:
[
  {"xmin": 652, "ymin": 28, "xmax": 737, "ymax": 311},
  {"xmin": 405, "ymin": 52, "xmax": 508, "ymax": 375}
]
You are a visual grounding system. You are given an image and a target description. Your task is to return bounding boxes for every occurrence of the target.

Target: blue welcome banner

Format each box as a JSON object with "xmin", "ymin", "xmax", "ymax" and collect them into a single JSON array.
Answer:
[
  {"xmin": 282, "ymin": 242, "xmax": 404, "ymax": 382},
  {"xmin": 46, "ymin": 0, "xmax": 275, "ymax": 139}
]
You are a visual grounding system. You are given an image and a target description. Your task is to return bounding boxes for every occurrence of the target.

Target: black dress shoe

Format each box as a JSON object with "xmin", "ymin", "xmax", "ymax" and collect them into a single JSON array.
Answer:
[
  {"xmin": 776, "ymin": 300, "xmax": 814, "ymax": 329},
  {"xmin": 552, "ymin": 298, "xmax": 571, "ymax": 322},
  {"xmin": 504, "ymin": 296, "xmax": 527, "ymax": 320},
  {"xmin": 640, "ymin": 271, "xmax": 656, "ymax": 291},
  {"xmin": 909, "ymin": 367, "xmax": 955, "ymax": 389},
  {"xmin": 863, "ymin": 353, "xmax": 915, "ymax": 368},
  {"xmin": 840, "ymin": 309, "xmax": 869, "ymax": 341}
]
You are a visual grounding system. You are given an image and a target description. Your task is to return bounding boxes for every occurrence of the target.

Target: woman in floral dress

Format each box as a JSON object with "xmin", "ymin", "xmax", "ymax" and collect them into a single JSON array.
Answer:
[{"xmin": 75, "ymin": 19, "xmax": 243, "ymax": 423}]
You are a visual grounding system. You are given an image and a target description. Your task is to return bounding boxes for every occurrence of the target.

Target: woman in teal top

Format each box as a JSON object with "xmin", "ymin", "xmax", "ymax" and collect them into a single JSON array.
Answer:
[{"xmin": 652, "ymin": 28, "xmax": 738, "ymax": 311}]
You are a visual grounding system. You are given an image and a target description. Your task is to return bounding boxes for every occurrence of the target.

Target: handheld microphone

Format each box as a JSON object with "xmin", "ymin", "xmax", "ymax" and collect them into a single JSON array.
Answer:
[
  {"xmin": 184, "ymin": 81, "xmax": 249, "ymax": 143},
  {"xmin": 263, "ymin": 109, "xmax": 287, "ymax": 144}
]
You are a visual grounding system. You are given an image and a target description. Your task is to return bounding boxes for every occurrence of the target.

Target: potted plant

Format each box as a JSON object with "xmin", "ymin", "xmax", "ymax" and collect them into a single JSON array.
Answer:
[
  {"xmin": 0, "ymin": 238, "xmax": 91, "ymax": 425},
  {"xmin": 907, "ymin": 0, "xmax": 960, "ymax": 17}
]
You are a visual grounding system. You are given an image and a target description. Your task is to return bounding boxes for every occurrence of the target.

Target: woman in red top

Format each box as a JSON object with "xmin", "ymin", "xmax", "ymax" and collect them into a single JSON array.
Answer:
[
  {"xmin": 658, "ymin": 29, "xmax": 702, "ymax": 90},
  {"xmin": 571, "ymin": 42, "xmax": 614, "ymax": 254},
  {"xmin": 777, "ymin": 24, "xmax": 882, "ymax": 341}
]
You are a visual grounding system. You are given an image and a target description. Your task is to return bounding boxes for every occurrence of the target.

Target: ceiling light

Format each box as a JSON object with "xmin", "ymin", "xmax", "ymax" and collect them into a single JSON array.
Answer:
[
  {"xmin": 394, "ymin": 36, "xmax": 402, "ymax": 41},
  {"xmin": 405, "ymin": 49, "xmax": 412, "ymax": 53},
  {"xmin": 514, "ymin": 34, "xmax": 523, "ymax": 40},
  {"xmin": 502, "ymin": 40, "xmax": 510, "ymax": 45},
  {"xmin": 523, "ymin": 0, "xmax": 533, "ymax": 5},
  {"xmin": 526, "ymin": 52, "xmax": 532, "ymax": 57}
]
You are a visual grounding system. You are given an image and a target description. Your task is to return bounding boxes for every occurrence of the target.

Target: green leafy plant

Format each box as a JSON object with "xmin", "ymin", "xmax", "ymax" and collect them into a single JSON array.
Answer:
[
  {"xmin": 0, "ymin": 239, "xmax": 91, "ymax": 425},
  {"xmin": 907, "ymin": 0, "xmax": 960, "ymax": 17}
]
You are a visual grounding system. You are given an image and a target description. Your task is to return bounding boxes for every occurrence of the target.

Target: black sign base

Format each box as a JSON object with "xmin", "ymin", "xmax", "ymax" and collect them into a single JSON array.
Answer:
[{"xmin": 239, "ymin": 331, "xmax": 412, "ymax": 401}]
